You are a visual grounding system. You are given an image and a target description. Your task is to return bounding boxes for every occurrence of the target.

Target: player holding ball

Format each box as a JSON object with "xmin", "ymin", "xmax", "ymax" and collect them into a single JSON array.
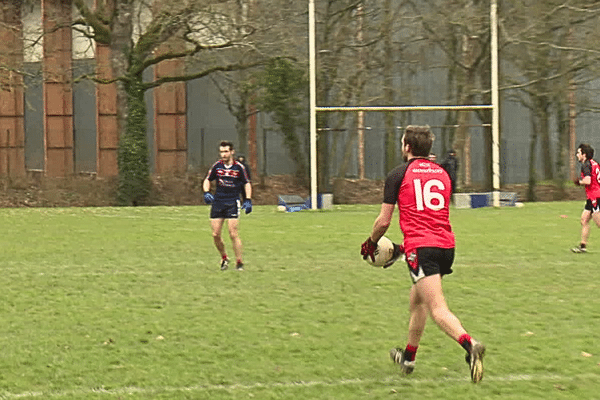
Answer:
[{"xmin": 360, "ymin": 125, "xmax": 486, "ymax": 383}]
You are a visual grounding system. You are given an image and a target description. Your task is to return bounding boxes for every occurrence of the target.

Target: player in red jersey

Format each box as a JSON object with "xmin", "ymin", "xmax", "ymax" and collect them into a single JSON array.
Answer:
[
  {"xmin": 203, "ymin": 141, "xmax": 252, "ymax": 271},
  {"xmin": 360, "ymin": 125, "xmax": 485, "ymax": 383},
  {"xmin": 571, "ymin": 143, "xmax": 600, "ymax": 253}
]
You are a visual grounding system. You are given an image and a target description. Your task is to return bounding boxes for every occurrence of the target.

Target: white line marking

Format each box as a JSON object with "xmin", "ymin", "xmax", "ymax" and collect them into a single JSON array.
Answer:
[{"xmin": 0, "ymin": 373, "xmax": 575, "ymax": 399}]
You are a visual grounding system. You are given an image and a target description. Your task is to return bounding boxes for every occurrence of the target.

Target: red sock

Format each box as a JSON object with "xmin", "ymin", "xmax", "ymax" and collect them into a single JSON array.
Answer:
[
  {"xmin": 222, "ymin": 254, "xmax": 228, "ymax": 260},
  {"xmin": 458, "ymin": 333, "xmax": 472, "ymax": 352},
  {"xmin": 404, "ymin": 344, "xmax": 418, "ymax": 361},
  {"xmin": 237, "ymin": 259, "xmax": 243, "ymax": 265}
]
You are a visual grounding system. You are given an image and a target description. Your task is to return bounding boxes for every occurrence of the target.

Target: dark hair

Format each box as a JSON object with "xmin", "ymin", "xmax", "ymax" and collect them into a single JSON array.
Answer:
[
  {"xmin": 220, "ymin": 141, "xmax": 234, "ymax": 150},
  {"xmin": 578, "ymin": 143, "xmax": 594, "ymax": 160},
  {"xmin": 403, "ymin": 125, "xmax": 434, "ymax": 157}
]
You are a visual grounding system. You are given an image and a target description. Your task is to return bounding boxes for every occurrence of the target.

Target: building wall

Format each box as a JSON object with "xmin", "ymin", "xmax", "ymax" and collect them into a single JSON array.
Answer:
[{"xmin": 0, "ymin": 2, "xmax": 26, "ymax": 177}]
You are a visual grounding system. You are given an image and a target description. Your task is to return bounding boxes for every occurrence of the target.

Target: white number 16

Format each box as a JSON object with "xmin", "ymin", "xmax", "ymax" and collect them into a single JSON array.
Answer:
[{"xmin": 414, "ymin": 179, "xmax": 445, "ymax": 211}]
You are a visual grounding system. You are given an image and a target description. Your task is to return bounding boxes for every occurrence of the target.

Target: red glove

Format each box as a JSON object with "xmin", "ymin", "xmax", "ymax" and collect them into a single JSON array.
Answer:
[{"xmin": 361, "ymin": 237, "xmax": 377, "ymax": 262}]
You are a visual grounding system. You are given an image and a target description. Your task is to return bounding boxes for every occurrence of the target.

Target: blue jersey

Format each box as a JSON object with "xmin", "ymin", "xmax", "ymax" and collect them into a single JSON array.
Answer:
[{"xmin": 206, "ymin": 160, "xmax": 250, "ymax": 202}]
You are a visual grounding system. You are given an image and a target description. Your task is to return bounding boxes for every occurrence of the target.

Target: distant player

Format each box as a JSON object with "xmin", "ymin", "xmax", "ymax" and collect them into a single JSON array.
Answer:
[
  {"xmin": 203, "ymin": 141, "xmax": 252, "ymax": 271},
  {"xmin": 236, "ymin": 155, "xmax": 251, "ymax": 201},
  {"xmin": 360, "ymin": 125, "xmax": 485, "ymax": 383},
  {"xmin": 440, "ymin": 149, "xmax": 458, "ymax": 195},
  {"xmin": 571, "ymin": 143, "xmax": 600, "ymax": 253}
]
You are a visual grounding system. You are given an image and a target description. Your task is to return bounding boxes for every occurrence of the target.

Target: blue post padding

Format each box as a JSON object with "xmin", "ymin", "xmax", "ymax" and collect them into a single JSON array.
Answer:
[
  {"xmin": 304, "ymin": 194, "xmax": 323, "ymax": 209},
  {"xmin": 470, "ymin": 194, "xmax": 489, "ymax": 208}
]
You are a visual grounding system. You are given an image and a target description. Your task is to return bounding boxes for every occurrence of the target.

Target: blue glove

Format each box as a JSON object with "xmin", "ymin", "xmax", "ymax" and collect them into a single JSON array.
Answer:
[
  {"xmin": 204, "ymin": 192, "xmax": 214, "ymax": 204},
  {"xmin": 242, "ymin": 199, "xmax": 252, "ymax": 214}
]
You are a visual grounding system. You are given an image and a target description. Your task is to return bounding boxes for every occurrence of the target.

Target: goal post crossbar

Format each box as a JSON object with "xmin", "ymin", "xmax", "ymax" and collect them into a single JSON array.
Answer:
[{"xmin": 315, "ymin": 105, "xmax": 493, "ymax": 112}]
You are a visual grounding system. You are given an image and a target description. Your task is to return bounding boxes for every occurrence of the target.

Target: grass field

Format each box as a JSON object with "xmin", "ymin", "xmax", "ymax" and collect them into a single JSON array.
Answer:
[{"xmin": 1, "ymin": 202, "xmax": 599, "ymax": 399}]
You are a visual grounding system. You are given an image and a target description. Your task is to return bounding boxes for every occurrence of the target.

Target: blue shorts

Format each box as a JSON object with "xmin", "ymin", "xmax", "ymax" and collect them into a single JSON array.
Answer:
[{"xmin": 210, "ymin": 199, "xmax": 240, "ymax": 219}]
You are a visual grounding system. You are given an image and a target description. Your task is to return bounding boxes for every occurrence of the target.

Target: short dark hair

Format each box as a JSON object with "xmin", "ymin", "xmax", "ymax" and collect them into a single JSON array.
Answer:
[
  {"xmin": 578, "ymin": 143, "xmax": 594, "ymax": 160},
  {"xmin": 220, "ymin": 141, "xmax": 234, "ymax": 150},
  {"xmin": 403, "ymin": 125, "xmax": 434, "ymax": 157}
]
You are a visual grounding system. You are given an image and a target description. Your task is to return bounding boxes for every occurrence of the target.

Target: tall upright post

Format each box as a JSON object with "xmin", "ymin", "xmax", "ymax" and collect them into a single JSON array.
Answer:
[
  {"xmin": 491, "ymin": 0, "xmax": 500, "ymax": 207},
  {"xmin": 357, "ymin": 3, "xmax": 365, "ymax": 179},
  {"xmin": 309, "ymin": 0, "xmax": 318, "ymax": 209}
]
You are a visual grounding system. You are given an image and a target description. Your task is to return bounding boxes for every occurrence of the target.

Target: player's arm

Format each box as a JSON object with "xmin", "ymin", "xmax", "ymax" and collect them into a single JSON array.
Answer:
[
  {"xmin": 369, "ymin": 203, "xmax": 394, "ymax": 243},
  {"xmin": 241, "ymin": 182, "xmax": 253, "ymax": 214},
  {"xmin": 579, "ymin": 175, "xmax": 592, "ymax": 186},
  {"xmin": 202, "ymin": 177, "xmax": 211, "ymax": 192},
  {"xmin": 369, "ymin": 166, "xmax": 403, "ymax": 242},
  {"xmin": 203, "ymin": 175, "xmax": 214, "ymax": 204},
  {"xmin": 576, "ymin": 163, "xmax": 593, "ymax": 186},
  {"xmin": 361, "ymin": 166, "xmax": 404, "ymax": 261},
  {"xmin": 361, "ymin": 202, "xmax": 394, "ymax": 262}
]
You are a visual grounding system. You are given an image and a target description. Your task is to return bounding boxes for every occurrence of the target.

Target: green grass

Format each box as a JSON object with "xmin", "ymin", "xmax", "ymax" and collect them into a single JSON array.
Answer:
[{"xmin": 0, "ymin": 202, "xmax": 599, "ymax": 399}]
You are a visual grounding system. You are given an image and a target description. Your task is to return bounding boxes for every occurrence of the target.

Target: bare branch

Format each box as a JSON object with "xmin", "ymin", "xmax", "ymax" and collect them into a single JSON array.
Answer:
[
  {"xmin": 141, "ymin": 60, "xmax": 265, "ymax": 91},
  {"xmin": 73, "ymin": 0, "xmax": 111, "ymax": 44}
]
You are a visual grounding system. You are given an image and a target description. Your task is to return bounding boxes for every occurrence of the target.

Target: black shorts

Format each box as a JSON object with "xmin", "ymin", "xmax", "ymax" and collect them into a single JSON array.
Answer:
[
  {"xmin": 210, "ymin": 199, "xmax": 240, "ymax": 219},
  {"xmin": 405, "ymin": 247, "xmax": 455, "ymax": 284},
  {"xmin": 584, "ymin": 198, "xmax": 600, "ymax": 213}
]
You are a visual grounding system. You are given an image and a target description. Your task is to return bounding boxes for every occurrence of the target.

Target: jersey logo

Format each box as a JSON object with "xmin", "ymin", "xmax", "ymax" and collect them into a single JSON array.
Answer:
[{"xmin": 217, "ymin": 169, "xmax": 241, "ymax": 178}]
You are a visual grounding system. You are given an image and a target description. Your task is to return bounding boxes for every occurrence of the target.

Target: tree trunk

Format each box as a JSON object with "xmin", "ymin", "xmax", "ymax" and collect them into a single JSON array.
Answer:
[
  {"xmin": 117, "ymin": 75, "xmax": 151, "ymax": 205},
  {"xmin": 110, "ymin": 0, "xmax": 133, "ymax": 142},
  {"xmin": 527, "ymin": 110, "xmax": 539, "ymax": 202},
  {"xmin": 382, "ymin": 0, "xmax": 395, "ymax": 173},
  {"xmin": 539, "ymin": 96, "xmax": 553, "ymax": 180},
  {"xmin": 235, "ymin": 88, "xmax": 249, "ymax": 156},
  {"xmin": 110, "ymin": 1, "xmax": 153, "ymax": 205},
  {"xmin": 555, "ymin": 97, "xmax": 568, "ymax": 199},
  {"xmin": 452, "ymin": 34, "xmax": 476, "ymax": 188}
]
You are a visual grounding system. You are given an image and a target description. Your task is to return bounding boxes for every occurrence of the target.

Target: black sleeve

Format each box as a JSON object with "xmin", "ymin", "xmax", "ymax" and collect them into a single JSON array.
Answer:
[
  {"xmin": 383, "ymin": 164, "xmax": 408, "ymax": 204},
  {"xmin": 582, "ymin": 161, "xmax": 592, "ymax": 177}
]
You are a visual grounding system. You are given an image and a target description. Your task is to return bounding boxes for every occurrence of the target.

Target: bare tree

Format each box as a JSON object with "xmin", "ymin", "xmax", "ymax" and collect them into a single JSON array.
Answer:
[
  {"xmin": 72, "ymin": 0, "xmax": 265, "ymax": 205},
  {"xmin": 501, "ymin": 0, "xmax": 600, "ymax": 199}
]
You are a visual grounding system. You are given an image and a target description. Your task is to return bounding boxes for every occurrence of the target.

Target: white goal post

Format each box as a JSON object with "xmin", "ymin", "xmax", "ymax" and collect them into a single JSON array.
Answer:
[{"xmin": 307, "ymin": 0, "xmax": 500, "ymax": 208}]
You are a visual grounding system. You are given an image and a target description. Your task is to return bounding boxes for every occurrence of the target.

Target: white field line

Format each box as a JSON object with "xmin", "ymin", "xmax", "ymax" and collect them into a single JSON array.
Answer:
[{"xmin": 0, "ymin": 373, "xmax": 577, "ymax": 399}]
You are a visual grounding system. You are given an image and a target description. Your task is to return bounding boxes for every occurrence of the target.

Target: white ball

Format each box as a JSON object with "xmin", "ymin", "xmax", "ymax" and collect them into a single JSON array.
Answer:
[
  {"xmin": 365, "ymin": 236, "xmax": 395, "ymax": 267},
  {"xmin": 277, "ymin": 205, "xmax": 287, "ymax": 212}
]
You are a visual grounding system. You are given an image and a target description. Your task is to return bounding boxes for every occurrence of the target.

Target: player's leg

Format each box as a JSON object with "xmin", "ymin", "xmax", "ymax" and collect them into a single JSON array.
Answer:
[
  {"xmin": 592, "ymin": 210, "xmax": 600, "ymax": 228},
  {"xmin": 573, "ymin": 208, "xmax": 592, "ymax": 253},
  {"xmin": 210, "ymin": 218, "xmax": 229, "ymax": 269},
  {"xmin": 415, "ymin": 274, "xmax": 485, "ymax": 383},
  {"xmin": 415, "ymin": 274, "xmax": 466, "ymax": 340},
  {"xmin": 227, "ymin": 218, "xmax": 244, "ymax": 270},
  {"xmin": 592, "ymin": 199, "xmax": 600, "ymax": 229},
  {"xmin": 391, "ymin": 284, "xmax": 427, "ymax": 374},
  {"xmin": 407, "ymin": 285, "xmax": 428, "ymax": 346},
  {"xmin": 581, "ymin": 210, "xmax": 592, "ymax": 243}
]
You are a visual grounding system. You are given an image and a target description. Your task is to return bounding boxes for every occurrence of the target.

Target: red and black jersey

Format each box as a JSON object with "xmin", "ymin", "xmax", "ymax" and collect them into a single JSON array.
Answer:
[
  {"xmin": 581, "ymin": 159, "xmax": 600, "ymax": 200},
  {"xmin": 383, "ymin": 157, "xmax": 455, "ymax": 253},
  {"xmin": 206, "ymin": 161, "xmax": 250, "ymax": 202}
]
